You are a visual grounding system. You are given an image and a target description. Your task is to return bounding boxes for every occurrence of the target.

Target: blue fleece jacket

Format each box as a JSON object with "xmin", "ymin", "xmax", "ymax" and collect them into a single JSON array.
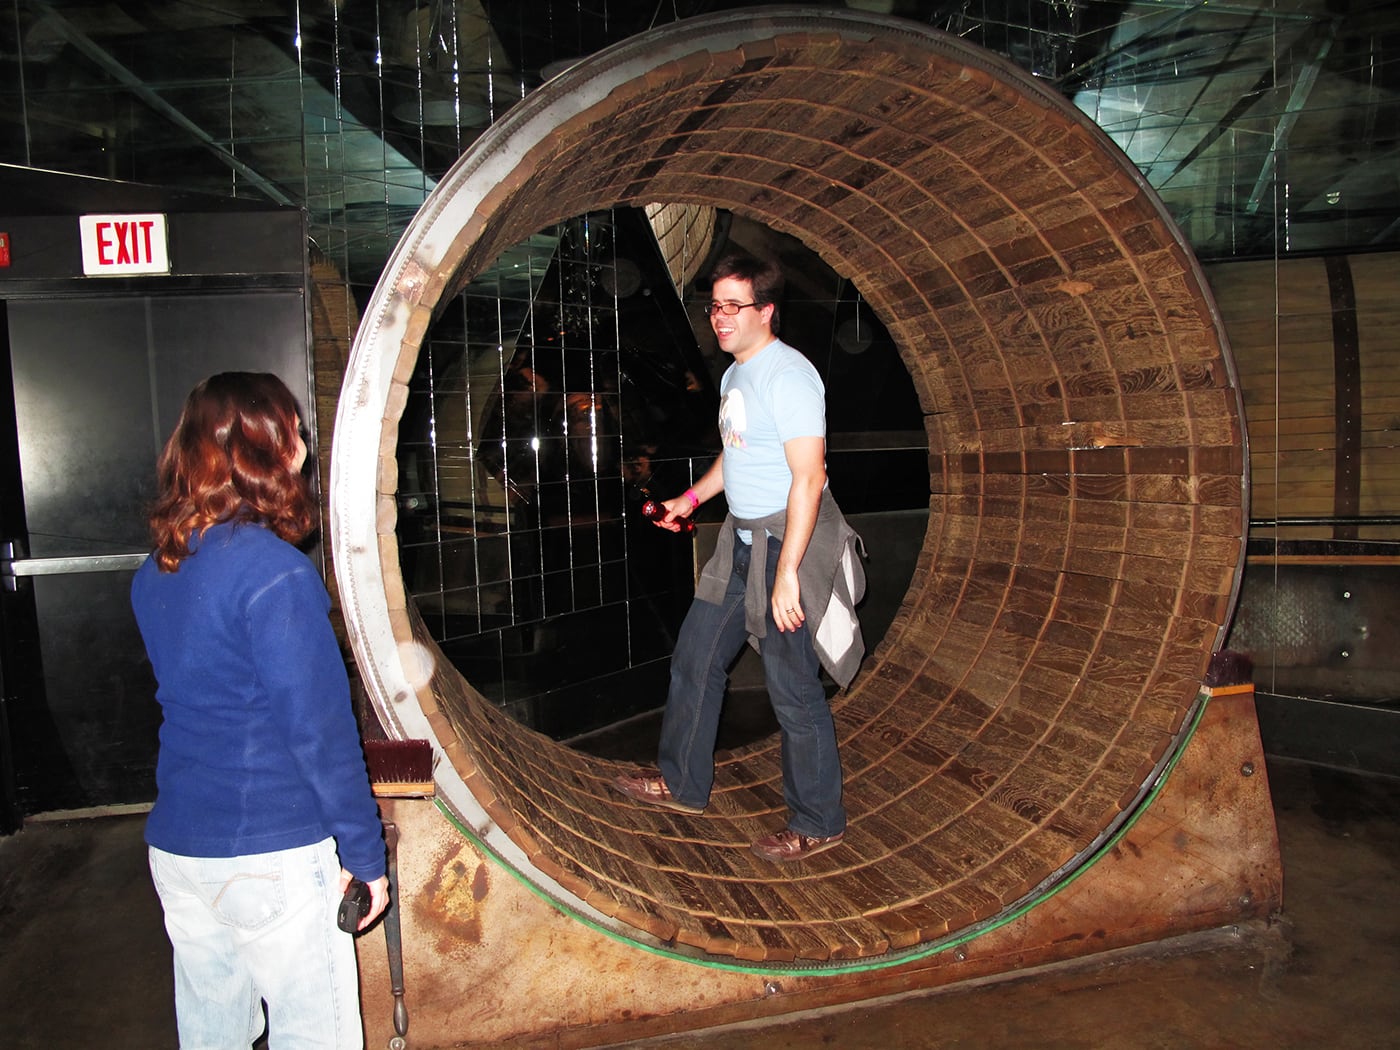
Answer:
[{"xmin": 131, "ymin": 521, "xmax": 385, "ymax": 880}]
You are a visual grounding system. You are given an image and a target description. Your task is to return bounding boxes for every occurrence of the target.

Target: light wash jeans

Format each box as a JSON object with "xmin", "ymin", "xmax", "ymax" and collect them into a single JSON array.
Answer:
[
  {"xmin": 148, "ymin": 837, "xmax": 363, "ymax": 1050},
  {"xmin": 658, "ymin": 534, "xmax": 846, "ymax": 837}
]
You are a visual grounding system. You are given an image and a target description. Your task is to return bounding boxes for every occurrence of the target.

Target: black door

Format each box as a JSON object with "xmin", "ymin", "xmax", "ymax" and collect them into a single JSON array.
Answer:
[{"xmin": 0, "ymin": 290, "xmax": 312, "ymax": 827}]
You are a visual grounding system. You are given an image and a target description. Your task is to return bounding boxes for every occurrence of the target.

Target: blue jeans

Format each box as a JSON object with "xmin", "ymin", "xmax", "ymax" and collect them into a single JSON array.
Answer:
[
  {"xmin": 148, "ymin": 838, "xmax": 364, "ymax": 1050},
  {"xmin": 658, "ymin": 534, "xmax": 846, "ymax": 837}
]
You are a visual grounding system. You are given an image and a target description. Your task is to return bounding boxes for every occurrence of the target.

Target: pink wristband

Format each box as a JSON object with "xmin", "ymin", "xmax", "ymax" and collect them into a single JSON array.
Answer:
[{"xmin": 683, "ymin": 488, "xmax": 700, "ymax": 509}]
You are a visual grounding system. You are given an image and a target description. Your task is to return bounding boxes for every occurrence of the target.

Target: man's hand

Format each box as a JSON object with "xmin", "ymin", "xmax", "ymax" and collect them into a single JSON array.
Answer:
[
  {"xmin": 773, "ymin": 435, "xmax": 826, "ymax": 632},
  {"xmin": 650, "ymin": 456, "xmax": 725, "ymax": 532},
  {"xmin": 653, "ymin": 495, "xmax": 695, "ymax": 532},
  {"xmin": 771, "ymin": 565, "xmax": 805, "ymax": 632}
]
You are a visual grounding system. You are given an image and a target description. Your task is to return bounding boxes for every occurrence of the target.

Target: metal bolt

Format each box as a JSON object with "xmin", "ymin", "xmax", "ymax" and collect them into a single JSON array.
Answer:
[
  {"xmin": 764, "ymin": 980, "xmax": 782, "ymax": 996},
  {"xmin": 953, "ymin": 947, "xmax": 968, "ymax": 962},
  {"xmin": 1239, "ymin": 893, "xmax": 1253, "ymax": 908},
  {"xmin": 1241, "ymin": 761, "xmax": 1255, "ymax": 777}
]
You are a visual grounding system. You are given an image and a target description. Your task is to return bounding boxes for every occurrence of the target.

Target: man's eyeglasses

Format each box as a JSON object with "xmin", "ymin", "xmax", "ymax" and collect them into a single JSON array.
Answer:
[{"xmin": 704, "ymin": 300, "xmax": 761, "ymax": 317}]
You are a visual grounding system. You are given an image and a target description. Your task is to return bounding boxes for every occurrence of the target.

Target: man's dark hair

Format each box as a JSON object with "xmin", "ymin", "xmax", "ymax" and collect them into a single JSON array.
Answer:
[{"xmin": 708, "ymin": 253, "xmax": 784, "ymax": 333}]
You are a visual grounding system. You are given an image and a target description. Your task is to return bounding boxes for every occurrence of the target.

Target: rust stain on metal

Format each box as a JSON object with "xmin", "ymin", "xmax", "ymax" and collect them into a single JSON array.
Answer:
[
  {"xmin": 472, "ymin": 862, "xmax": 489, "ymax": 902},
  {"xmin": 394, "ymin": 257, "xmax": 431, "ymax": 302},
  {"xmin": 415, "ymin": 842, "xmax": 490, "ymax": 954}
]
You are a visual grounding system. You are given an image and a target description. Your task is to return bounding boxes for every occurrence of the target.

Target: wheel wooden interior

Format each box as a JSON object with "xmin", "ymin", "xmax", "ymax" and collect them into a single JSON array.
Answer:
[{"xmin": 330, "ymin": 8, "xmax": 1246, "ymax": 965}]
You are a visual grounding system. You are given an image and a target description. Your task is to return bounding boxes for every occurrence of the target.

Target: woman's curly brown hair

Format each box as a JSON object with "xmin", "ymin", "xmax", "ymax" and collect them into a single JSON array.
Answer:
[{"xmin": 148, "ymin": 372, "xmax": 313, "ymax": 572}]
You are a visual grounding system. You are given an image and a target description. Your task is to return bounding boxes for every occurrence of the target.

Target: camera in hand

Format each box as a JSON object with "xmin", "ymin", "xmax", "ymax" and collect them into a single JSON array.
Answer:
[{"xmin": 337, "ymin": 878, "xmax": 372, "ymax": 934}]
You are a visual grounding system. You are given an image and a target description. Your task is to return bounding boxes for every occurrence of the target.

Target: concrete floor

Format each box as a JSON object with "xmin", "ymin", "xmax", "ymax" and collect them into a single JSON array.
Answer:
[{"xmin": 2, "ymin": 755, "xmax": 1398, "ymax": 1050}]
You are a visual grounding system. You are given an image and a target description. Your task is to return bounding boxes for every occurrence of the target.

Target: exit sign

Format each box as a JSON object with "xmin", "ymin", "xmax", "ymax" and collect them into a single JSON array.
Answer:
[{"xmin": 79, "ymin": 213, "xmax": 170, "ymax": 276}]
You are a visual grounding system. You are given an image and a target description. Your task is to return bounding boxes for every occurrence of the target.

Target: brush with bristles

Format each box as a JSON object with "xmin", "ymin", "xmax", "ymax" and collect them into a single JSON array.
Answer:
[{"xmin": 365, "ymin": 739, "xmax": 436, "ymax": 798}]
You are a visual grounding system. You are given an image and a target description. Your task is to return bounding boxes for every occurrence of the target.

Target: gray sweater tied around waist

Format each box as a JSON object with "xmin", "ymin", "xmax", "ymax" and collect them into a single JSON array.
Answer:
[{"xmin": 695, "ymin": 488, "xmax": 867, "ymax": 687}]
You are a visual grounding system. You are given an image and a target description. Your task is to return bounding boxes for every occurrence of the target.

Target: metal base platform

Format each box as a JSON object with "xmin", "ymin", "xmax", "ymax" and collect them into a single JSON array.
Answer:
[{"xmin": 354, "ymin": 686, "xmax": 1281, "ymax": 1048}]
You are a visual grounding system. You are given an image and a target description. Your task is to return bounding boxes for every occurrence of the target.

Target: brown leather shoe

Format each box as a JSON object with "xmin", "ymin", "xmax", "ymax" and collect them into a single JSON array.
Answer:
[
  {"xmin": 750, "ymin": 827, "xmax": 845, "ymax": 863},
  {"xmin": 610, "ymin": 770, "xmax": 704, "ymax": 814}
]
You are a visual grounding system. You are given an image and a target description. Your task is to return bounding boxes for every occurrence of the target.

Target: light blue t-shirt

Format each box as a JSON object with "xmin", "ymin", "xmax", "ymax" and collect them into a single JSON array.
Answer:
[{"xmin": 719, "ymin": 338, "xmax": 826, "ymax": 521}]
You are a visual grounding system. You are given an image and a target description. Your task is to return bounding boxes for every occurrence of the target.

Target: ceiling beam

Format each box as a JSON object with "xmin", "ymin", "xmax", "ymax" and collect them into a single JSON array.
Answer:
[{"xmin": 32, "ymin": 1, "xmax": 296, "ymax": 206}]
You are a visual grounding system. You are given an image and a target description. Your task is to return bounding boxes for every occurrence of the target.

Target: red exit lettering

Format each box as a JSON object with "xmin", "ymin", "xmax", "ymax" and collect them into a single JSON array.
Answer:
[
  {"xmin": 95, "ymin": 219, "xmax": 158, "ymax": 266},
  {"xmin": 80, "ymin": 213, "xmax": 168, "ymax": 276}
]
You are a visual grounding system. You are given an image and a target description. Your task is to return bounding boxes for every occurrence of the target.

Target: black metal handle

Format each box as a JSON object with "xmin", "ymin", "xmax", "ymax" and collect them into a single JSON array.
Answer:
[{"xmin": 384, "ymin": 821, "xmax": 409, "ymax": 1038}]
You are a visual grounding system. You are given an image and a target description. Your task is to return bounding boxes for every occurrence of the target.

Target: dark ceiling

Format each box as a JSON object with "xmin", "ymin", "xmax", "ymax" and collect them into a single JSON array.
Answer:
[{"xmin": 2, "ymin": 0, "xmax": 1397, "ymax": 288}]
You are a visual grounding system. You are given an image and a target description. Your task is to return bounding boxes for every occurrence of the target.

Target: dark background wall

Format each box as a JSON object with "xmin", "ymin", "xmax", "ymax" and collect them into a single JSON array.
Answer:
[{"xmin": 2, "ymin": 1, "xmax": 1398, "ymax": 823}]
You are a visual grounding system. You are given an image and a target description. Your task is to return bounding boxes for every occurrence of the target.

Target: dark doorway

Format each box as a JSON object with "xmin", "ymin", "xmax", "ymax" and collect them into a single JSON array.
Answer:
[{"xmin": 0, "ymin": 172, "xmax": 311, "ymax": 828}]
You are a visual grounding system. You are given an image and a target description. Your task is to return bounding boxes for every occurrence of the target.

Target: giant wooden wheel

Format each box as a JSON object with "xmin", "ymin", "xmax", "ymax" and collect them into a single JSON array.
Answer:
[{"xmin": 330, "ymin": 7, "xmax": 1246, "ymax": 966}]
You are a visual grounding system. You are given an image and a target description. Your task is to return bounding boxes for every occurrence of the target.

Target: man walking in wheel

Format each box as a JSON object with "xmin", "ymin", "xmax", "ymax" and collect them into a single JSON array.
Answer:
[{"xmin": 613, "ymin": 253, "xmax": 865, "ymax": 862}]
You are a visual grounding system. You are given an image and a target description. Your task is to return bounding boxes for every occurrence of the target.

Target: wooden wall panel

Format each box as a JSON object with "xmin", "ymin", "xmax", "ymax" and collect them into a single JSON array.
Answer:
[{"xmin": 1204, "ymin": 251, "xmax": 1400, "ymax": 540}]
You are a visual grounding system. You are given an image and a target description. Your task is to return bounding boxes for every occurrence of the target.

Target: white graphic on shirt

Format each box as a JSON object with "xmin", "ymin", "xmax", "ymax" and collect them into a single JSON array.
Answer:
[{"xmin": 719, "ymin": 389, "xmax": 748, "ymax": 449}]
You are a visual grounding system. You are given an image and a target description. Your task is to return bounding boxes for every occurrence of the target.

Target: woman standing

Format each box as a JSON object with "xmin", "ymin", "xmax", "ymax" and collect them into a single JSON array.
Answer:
[{"xmin": 131, "ymin": 372, "xmax": 388, "ymax": 1049}]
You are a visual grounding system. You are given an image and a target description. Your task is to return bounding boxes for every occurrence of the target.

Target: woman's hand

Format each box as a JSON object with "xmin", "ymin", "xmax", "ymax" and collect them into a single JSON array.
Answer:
[{"xmin": 339, "ymin": 868, "xmax": 392, "ymax": 931}]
